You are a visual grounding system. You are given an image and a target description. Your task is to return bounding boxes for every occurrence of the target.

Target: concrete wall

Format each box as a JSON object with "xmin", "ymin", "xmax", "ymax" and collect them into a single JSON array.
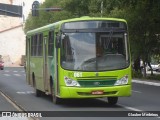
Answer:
[
  {"xmin": 0, "ymin": 0, "xmax": 10, "ymax": 4},
  {"xmin": 0, "ymin": 0, "xmax": 45, "ymax": 66},
  {"xmin": 0, "ymin": 16, "xmax": 22, "ymax": 31},
  {"xmin": 0, "ymin": 26, "xmax": 25, "ymax": 66}
]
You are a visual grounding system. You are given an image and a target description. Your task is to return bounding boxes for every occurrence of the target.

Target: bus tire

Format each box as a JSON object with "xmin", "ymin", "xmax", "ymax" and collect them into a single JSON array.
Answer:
[
  {"xmin": 52, "ymin": 94, "xmax": 61, "ymax": 104},
  {"xmin": 50, "ymin": 79, "xmax": 61, "ymax": 104},
  {"xmin": 35, "ymin": 89, "xmax": 42, "ymax": 97},
  {"xmin": 32, "ymin": 73, "xmax": 42, "ymax": 97},
  {"xmin": 107, "ymin": 97, "xmax": 118, "ymax": 105}
]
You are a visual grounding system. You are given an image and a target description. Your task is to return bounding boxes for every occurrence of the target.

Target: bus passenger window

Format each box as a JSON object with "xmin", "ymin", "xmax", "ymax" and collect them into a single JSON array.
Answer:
[
  {"xmin": 38, "ymin": 34, "xmax": 43, "ymax": 56},
  {"xmin": 48, "ymin": 31, "xmax": 54, "ymax": 56}
]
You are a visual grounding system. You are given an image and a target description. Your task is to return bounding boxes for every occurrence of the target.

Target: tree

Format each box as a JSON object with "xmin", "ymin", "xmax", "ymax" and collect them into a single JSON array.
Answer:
[
  {"xmin": 61, "ymin": 0, "xmax": 90, "ymax": 17},
  {"xmin": 24, "ymin": 0, "xmax": 72, "ymax": 33},
  {"xmin": 128, "ymin": 0, "xmax": 160, "ymax": 77},
  {"xmin": 106, "ymin": 0, "xmax": 160, "ymax": 77},
  {"xmin": 24, "ymin": 0, "xmax": 160, "ymax": 78}
]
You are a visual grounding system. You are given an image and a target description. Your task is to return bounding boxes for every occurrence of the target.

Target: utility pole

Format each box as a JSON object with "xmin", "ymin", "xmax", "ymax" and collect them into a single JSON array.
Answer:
[
  {"xmin": 32, "ymin": 1, "xmax": 62, "ymax": 17},
  {"xmin": 32, "ymin": 1, "xmax": 40, "ymax": 16},
  {"xmin": 101, "ymin": 0, "xmax": 103, "ymax": 17}
]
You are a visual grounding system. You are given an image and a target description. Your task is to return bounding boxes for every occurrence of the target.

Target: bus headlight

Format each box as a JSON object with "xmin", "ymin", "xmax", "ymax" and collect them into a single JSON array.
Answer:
[
  {"xmin": 114, "ymin": 75, "xmax": 128, "ymax": 86},
  {"xmin": 64, "ymin": 76, "xmax": 80, "ymax": 87}
]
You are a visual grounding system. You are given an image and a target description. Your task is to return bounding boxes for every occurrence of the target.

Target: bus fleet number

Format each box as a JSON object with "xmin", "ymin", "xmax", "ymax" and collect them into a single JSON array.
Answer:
[{"xmin": 74, "ymin": 72, "xmax": 82, "ymax": 77}]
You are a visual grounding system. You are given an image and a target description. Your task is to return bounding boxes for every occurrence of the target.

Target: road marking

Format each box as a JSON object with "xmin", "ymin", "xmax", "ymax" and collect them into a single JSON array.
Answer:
[
  {"xmin": 16, "ymin": 91, "xmax": 35, "ymax": 95},
  {"xmin": 4, "ymin": 70, "xmax": 9, "ymax": 72},
  {"xmin": 16, "ymin": 92, "xmax": 26, "ymax": 94},
  {"xmin": 26, "ymin": 91, "xmax": 35, "ymax": 94},
  {"xmin": 3, "ymin": 74, "xmax": 11, "ymax": 76},
  {"xmin": 14, "ymin": 74, "xmax": 21, "ymax": 76},
  {"xmin": 119, "ymin": 104, "xmax": 160, "ymax": 118},
  {"xmin": 132, "ymin": 90, "xmax": 142, "ymax": 93},
  {"xmin": 0, "ymin": 91, "xmax": 23, "ymax": 111},
  {"xmin": 0, "ymin": 91, "xmax": 33, "ymax": 120},
  {"xmin": 118, "ymin": 104, "xmax": 143, "ymax": 111},
  {"xmin": 132, "ymin": 79, "xmax": 160, "ymax": 86},
  {"xmin": 13, "ymin": 71, "xmax": 18, "ymax": 72}
]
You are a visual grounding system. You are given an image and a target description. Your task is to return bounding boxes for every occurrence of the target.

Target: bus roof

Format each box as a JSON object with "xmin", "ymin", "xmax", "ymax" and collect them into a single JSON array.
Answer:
[{"xmin": 26, "ymin": 16, "xmax": 127, "ymax": 35}]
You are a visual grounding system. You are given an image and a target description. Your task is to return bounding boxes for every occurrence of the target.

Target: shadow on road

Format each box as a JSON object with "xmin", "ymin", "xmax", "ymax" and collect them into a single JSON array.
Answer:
[{"xmin": 38, "ymin": 93, "xmax": 121, "ymax": 108}]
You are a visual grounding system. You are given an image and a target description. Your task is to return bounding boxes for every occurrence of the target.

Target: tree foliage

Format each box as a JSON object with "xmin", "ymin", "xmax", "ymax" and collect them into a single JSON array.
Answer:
[
  {"xmin": 102, "ymin": 0, "xmax": 160, "ymax": 76},
  {"xmin": 24, "ymin": 0, "xmax": 160, "ymax": 77}
]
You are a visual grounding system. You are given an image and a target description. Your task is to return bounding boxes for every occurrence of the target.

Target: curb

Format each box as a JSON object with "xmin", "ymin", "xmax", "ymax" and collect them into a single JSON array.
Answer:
[{"xmin": 132, "ymin": 79, "xmax": 160, "ymax": 86}]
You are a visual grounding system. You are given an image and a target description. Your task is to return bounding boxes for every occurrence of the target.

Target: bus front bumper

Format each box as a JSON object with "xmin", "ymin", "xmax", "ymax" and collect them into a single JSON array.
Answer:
[{"xmin": 59, "ymin": 85, "xmax": 131, "ymax": 98}]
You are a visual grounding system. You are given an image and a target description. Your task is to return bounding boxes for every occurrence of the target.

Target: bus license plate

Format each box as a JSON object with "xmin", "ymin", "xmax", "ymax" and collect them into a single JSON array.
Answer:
[{"xmin": 91, "ymin": 90, "xmax": 104, "ymax": 95}]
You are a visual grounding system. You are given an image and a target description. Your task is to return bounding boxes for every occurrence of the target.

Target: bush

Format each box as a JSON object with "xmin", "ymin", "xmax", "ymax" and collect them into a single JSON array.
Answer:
[
  {"xmin": 146, "ymin": 74, "xmax": 160, "ymax": 81},
  {"xmin": 132, "ymin": 69, "xmax": 160, "ymax": 81},
  {"xmin": 132, "ymin": 70, "xmax": 143, "ymax": 78}
]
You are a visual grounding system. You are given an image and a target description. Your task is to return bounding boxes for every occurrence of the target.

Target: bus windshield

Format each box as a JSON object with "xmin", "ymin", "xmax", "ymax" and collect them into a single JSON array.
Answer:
[{"xmin": 61, "ymin": 32, "xmax": 129, "ymax": 71}]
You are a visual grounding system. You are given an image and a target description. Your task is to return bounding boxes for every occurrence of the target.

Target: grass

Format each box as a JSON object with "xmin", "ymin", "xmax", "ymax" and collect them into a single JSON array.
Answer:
[
  {"xmin": 146, "ymin": 74, "xmax": 160, "ymax": 81},
  {"xmin": 132, "ymin": 70, "xmax": 160, "ymax": 81}
]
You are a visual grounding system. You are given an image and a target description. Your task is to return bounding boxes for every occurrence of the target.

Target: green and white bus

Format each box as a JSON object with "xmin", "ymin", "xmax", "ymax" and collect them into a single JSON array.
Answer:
[{"xmin": 26, "ymin": 17, "xmax": 131, "ymax": 105}]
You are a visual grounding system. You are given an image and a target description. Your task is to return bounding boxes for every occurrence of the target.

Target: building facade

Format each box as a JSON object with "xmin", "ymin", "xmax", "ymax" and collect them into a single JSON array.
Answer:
[{"xmin": 0, "ymin": 0, "xmax": 44, "ymax": 66}]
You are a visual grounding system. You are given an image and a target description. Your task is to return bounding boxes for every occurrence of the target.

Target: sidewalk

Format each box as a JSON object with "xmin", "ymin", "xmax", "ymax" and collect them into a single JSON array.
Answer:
[
  {"xmin": 6, "ymin": 63, "xmax": 23, "ymax": 67},
  {"xmin": 0, "ymin": 91, "xmax": 28, "ymax": 120},
  {"xmin": 0, "ymin": 117, "xmax": 28, "ymax": 120},
  {"xmin": 132, "ymin": 79, "xmax": 160, "ymax": 86}
]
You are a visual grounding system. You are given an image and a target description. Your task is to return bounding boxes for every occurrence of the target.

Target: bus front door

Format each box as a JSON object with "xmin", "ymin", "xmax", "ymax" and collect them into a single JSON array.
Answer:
[
  {"xmin": 26, "ymin": 37, "xmax": 31, "ymax": 85},
  {"xmin": 43, "ymin": 37, "xmax": 49, "ymax": 92}
]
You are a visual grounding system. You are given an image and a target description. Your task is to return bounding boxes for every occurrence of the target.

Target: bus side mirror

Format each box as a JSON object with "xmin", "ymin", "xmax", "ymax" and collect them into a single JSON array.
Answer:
[{"xmin": 56, "ymin": 35, "xmax": 60, "ymax": 48}]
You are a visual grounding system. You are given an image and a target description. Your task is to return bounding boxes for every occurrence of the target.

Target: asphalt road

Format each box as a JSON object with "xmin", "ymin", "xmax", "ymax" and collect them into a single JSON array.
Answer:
[{"xmin": 0, "ymin": 67, "xmax": 160, "ymax": 120}]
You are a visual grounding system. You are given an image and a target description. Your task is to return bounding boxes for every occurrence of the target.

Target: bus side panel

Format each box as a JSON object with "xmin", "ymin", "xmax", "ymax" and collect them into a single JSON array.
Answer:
[
  {"xmin": 30, "ymin": 57, "xmax": 44, "ymax": 91},
  {"xmin": 53, "ymin": 32, "xmax": 60, "ymax": 97},
  {"xmin": 26, "ymin": 36, "xmax": 32, "ymax": 85},
  {"xmin": 47, "ymin": 30, "xmax": 55, "ymax": 94},
  {"xmin": 47, "ymin": 56, "xmax": 54, "ymax": 93}
]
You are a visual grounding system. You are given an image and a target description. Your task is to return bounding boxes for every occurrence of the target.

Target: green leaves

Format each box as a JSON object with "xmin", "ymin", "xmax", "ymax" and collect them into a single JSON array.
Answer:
[{"xmin": 24, "ymin": 0, "xmax": 160, "ymax": 65}]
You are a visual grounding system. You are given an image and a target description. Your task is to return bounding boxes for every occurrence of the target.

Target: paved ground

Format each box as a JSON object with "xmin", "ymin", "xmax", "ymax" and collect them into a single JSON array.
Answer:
[{"xmin": 0, "ymin": 67, "xmax": 160, "ymax": 120}]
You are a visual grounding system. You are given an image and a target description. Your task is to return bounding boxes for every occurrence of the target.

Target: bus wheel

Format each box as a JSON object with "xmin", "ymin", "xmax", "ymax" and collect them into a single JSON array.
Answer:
[
  {"xmin": 35, "ymin": 89, "xmax": 42, "ymax": 97},
  {"xmin": 50, "ymin": 78, "xmax": 62, "ymax": 104},
  {"xmin": 107, "ymin": 97, "xmax": 118, "ymax": 105},
  {"xmin": 52, "ymin": 94, "xmax": 61, "ymax": 104},
  {"xmin": 51, "ymin": 85, "xmax": 61, "ymax": 104}
]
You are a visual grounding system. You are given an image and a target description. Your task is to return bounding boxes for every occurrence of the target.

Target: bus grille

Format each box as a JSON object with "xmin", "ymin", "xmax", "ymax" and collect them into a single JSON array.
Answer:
[{"xmin": 77, "ymin": 79, "xmax": 117, "ymax": 87}]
